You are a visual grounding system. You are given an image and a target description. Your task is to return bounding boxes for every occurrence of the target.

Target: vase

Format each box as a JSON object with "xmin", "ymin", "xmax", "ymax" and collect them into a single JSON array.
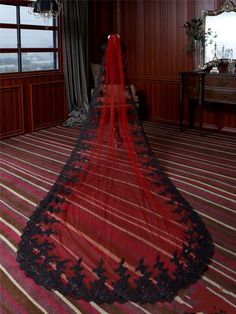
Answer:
[{"xmin": 193, "ymin": 40, "xmax": 201, "ymax": 71}]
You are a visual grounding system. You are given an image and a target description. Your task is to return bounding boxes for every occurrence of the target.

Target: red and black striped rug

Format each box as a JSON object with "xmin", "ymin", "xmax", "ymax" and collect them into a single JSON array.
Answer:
[{"xmin": 1, "ymin": 122, "xmax": 235, "ymax": 314}]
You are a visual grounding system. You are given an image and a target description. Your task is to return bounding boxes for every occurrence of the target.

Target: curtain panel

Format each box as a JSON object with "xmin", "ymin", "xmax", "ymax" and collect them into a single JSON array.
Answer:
[{"xmin": 62, "ymin": 0, "xmax": 89, "ymax": 126}]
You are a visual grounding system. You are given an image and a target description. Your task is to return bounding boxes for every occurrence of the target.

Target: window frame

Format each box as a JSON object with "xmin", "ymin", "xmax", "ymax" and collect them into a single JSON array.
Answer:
[{"xmin": 0, "ymin": 0, "xmax": 62, "ymax": 77}]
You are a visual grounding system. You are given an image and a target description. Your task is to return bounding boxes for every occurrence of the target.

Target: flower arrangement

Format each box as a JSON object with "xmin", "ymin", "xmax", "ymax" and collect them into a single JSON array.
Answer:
[
  {"xmin": 183, "ymin": 18, "xmax": 217, "ymax": 54},
  {"xmin": 183, "ymin": 18, "xmax": 204, "ymax": 53},
  {"xmin": 184, "ymin": 18, "xmax": 204, "ymax": 41}
]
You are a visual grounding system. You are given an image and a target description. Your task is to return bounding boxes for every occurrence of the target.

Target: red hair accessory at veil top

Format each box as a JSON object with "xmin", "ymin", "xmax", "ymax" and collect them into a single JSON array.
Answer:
[{"xmin": 17, "ymin": 34, "xmax": 213, "ymax": 304}]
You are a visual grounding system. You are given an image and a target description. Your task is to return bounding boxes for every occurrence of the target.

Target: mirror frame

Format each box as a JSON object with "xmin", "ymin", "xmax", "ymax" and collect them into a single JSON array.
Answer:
[{"xmin": 200, "ymin": 0, "xmax": 236, "ymax": 69}]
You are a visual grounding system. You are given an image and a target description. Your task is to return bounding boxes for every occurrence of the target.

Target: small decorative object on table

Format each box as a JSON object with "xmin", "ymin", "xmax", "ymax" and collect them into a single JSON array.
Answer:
[
  {"xmin": 210, "ymin": 43, "xmax": 220, "ymax": 74},
  {"xmin": 227, "ymin": 49, "xmax": 235, "ymax": 74},
  {"xmin": 228, "ymin": 60, "xmax": 235, "ymax": 74},
  {"xmin": 183, "ymin": 18, "xmax": 216, "ymax": 71}
]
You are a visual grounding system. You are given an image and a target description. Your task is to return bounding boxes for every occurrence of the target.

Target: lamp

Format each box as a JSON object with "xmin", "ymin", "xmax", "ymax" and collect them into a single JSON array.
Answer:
[{"xmin": 29, "ymin": 0, "xmax": 62, "ymax": 24}]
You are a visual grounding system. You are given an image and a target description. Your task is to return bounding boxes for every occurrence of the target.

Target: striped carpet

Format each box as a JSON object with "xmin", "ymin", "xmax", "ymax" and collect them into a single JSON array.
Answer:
[{"xmin": 0, "ymin": 121, "xmax": 235, "ymax": 314}]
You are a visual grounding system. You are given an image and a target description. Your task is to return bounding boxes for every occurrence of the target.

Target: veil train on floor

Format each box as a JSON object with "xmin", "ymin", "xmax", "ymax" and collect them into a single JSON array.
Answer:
[{"xmin": 17, "ymin": 34, "xmax": 213, "ymax": 304}]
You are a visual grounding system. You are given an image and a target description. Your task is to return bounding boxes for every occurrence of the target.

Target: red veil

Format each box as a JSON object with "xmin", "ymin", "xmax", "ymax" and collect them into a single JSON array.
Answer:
[{"xmin": 17, "ymin": 34, "xmax": 213, "ymax": 303}]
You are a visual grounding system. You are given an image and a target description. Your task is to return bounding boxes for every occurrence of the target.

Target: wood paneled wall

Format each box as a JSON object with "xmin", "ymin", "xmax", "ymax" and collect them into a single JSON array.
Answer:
[
  {"xmin": 0, "ymin": 73, "xmax": 67, "ymax": 139},
  {"xmin": 30, "ymin": 80, "xmax": 66, "ymax": 131},
  {"xmin": 0, "ymin": 85, "xmax": 24, "ymax": 138},
  {"xmin": 88, "ymin": 0, "xmax": 236, "ymax": 132}
]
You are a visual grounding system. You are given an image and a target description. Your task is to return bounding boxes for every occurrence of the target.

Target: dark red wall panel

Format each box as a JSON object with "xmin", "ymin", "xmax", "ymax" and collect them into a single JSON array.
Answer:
[{"xmin": 88, "ymin": 0, "xmax": 236, "ymax": 132}]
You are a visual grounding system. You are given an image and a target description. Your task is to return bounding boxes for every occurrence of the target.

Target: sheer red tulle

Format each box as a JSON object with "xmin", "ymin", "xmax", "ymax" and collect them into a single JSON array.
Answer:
[{"xmin": 17, "ymin": 34, "xmax": 213, "ymax": 303}]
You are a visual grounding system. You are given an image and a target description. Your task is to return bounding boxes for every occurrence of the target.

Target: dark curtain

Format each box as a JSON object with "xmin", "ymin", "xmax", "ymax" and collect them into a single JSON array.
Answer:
[{"xmin": 62, "ymin": 0, "xmax": 89, "ymax": 127}]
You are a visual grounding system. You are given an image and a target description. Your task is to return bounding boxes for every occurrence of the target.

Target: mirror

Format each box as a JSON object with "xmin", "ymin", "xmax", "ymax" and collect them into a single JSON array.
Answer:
[{"xmin": 201, "ymin": 0, "xmax": 236, "ymax": 69}]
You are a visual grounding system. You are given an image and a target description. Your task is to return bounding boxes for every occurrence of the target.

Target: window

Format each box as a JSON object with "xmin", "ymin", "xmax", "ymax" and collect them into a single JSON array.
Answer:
[{"xmin": 0, "ymin": 3, "xmax": 59, "ymax": 73}]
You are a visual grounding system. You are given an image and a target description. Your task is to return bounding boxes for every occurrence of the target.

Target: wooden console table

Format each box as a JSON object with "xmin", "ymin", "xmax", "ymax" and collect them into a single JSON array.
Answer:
[{"xmin": 179, "ymin": 71, "xmax": 236, "ymax": 134}]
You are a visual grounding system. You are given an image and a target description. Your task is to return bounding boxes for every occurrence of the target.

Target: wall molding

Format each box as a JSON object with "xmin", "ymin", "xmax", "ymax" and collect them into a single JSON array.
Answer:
[
  {"xmin": 30, "ymin": 80, "xmax": 66, "ymax": 131},
  {"xmin": 0, "ymin": 85, "xmax": 24, "ymax": 139}
]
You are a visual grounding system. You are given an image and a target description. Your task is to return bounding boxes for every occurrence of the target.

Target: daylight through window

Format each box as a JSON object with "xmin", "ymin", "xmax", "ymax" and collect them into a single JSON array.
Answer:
[{"xmin": 0, "ymin": 3, "xmax": 59, "ymax": 73}]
